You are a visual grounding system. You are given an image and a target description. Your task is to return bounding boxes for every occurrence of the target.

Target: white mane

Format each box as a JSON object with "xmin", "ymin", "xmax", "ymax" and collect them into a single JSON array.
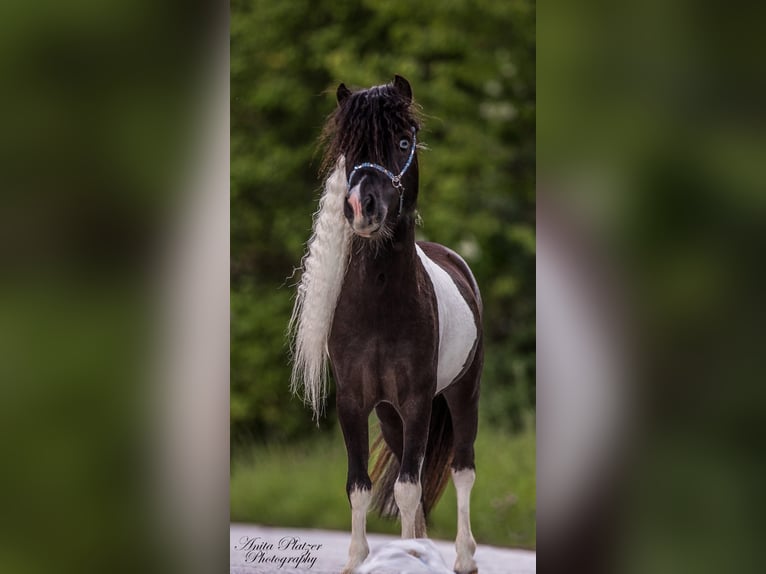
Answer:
[{"xmin": 288, "ymin": 158, "xmax": 353, "ymax": 418}]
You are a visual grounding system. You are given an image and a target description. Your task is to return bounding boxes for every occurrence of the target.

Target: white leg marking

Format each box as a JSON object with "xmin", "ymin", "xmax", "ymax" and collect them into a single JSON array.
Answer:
[
  {"xmin": 453, "ymin": 468, "xmax": 478, "ymax": 573},
  {"xmin": 394, "ymin": 480, "xmax": 422, "ymax": 539},
  {"xmin": 414, "ymin": 502, "xmax": 428, "ymax": 538},
  {"xmin": 343, "ymin": 487, "xmax": 371, "ymax": 574}
]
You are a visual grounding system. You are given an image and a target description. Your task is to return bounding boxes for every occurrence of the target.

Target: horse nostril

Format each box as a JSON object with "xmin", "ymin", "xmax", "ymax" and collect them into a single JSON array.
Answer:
[{"xmin": 363, "ymin": 194, "xmax": 376, "ymax": 217}]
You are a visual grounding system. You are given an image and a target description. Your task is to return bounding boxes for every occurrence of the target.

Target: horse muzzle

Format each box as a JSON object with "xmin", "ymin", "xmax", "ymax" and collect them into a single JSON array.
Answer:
[{"xmin": 346, "ymin": 183, "xmax": 387, "ymax": 237}]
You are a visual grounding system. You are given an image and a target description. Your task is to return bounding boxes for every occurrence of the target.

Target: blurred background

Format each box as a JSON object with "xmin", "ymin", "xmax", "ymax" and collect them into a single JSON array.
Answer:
[
  {"xmin": 230, "ymin": 0, "xmax": 536, "ymax": 549},
  {"xmin": 0, "ymin": 2, "xmax": 227, "ymax": 574},
  {"xmin": 538, "ymin": 1, "xmax": 766, "ymax": 573}
]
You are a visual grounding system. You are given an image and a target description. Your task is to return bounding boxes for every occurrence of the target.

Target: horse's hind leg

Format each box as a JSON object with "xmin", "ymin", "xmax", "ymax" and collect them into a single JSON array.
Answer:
[
  {"xmin": 338, "ymin": 402, "xmax": 373, "ymax": 574},
  {"xmin": 444, "ymin": 348, "xmax": 482, "ymax": 574},
  {"xmin": 376, "ymin": 402, "xmax": 428, "ymax": 537},
  {"xmin": 450, "ymin": 466, "xmax": 477, "ymax": 574},
  {"xmin": 375, "ymin": 402, "xmax": 403, "ymax": 461}
]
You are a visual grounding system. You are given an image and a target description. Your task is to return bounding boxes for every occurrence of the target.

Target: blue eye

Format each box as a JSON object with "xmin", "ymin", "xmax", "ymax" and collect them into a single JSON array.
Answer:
[{"xmin": 399, "ymin": 138, "xmax": 410, "ymax": 150}]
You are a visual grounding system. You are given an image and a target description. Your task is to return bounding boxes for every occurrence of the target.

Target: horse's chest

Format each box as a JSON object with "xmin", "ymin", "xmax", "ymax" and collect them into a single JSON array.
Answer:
[
  {"xmin": 415, "ymin": 245, "xmax": 478, "ymax": 393},
  {"xmin": 330, "ymin": 274, "xmax": 436, "ymax": 382}
]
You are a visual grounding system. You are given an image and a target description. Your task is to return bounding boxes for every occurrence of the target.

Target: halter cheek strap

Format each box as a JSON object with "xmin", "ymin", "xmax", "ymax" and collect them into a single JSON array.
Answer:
[{"xmin": 346, "ymin": 127, "xmax": 417, "ymax": 216}]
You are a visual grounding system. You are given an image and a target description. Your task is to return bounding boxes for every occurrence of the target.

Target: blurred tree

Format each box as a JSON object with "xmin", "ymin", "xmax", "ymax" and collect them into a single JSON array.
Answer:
[{"xmin": 231, "ymin": 0, "xmax": 535, "ymax": 445}]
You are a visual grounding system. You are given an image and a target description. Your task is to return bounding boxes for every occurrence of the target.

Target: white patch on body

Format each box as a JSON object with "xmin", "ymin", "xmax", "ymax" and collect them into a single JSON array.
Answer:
[
  {"xmin": 415, "ymin": 245, "xmax": 478, "ymax": 393},
  {"xmin": 344, "ymin": 487, "xmax": 371, "ymax": 573},
  {"xmin": 452, "ymin": 468, "xmax": 478, "ymax": 574}
]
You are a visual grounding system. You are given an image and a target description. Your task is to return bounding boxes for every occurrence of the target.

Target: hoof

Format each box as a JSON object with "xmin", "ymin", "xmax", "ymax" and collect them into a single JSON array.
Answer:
[
  {"xmin": 454, "ymin": 537, "xmax": 477, "ymax": 573},
  {"xmin": 342, "ymin": 549, "xmax": 368, "ymax": 574},
  {"xmin": 342, "ymin": 536, "xmax": 369, "ymax": 574},
  {"xmin": 454, "ymin": 558, "xmax": 478, "ymax": 574}
]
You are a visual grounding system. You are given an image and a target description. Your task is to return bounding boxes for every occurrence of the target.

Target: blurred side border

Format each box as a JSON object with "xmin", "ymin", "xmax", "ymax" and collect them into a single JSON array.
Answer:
[
  {"xmin": 538, "ymin": 1, "xmax": 766, "ymax": 573},
  {"xmin": 0, "ymin": 2, "xmax": 229, "ymax": 574}
]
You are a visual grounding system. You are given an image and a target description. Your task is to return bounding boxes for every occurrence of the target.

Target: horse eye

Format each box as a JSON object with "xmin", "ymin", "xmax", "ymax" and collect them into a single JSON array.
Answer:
[{"xmin": 399, "ymin": 138, "xmax": 410, "ymax": 150}]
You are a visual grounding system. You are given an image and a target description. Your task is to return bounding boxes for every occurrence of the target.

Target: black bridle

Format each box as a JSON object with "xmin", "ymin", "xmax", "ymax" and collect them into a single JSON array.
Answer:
[{"xmin": 346, "ymin": 126, "xmax": 417, "ymax": 216}]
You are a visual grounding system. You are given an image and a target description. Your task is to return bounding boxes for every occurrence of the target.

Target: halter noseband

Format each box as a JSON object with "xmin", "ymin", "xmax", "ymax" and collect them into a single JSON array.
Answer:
[{"xmin": 346, "ymin": 126, "xmax": 417, "ymax": 216}]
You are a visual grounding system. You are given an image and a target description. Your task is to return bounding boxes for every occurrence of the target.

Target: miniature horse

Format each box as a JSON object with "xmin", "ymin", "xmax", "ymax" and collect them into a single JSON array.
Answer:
[{"xmin": 289, "ymin": 75, "xmax": 483, "ymax": 574}]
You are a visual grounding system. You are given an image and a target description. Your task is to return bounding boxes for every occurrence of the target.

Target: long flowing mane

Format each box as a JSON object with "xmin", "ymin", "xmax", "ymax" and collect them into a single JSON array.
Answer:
[
  {"xmin": 289, "ymin": 82, "xmax": 421, "ymax": 418},
  {"xmin": 288, "ymin": 159, "xmax": 352, "ymax": 418}
]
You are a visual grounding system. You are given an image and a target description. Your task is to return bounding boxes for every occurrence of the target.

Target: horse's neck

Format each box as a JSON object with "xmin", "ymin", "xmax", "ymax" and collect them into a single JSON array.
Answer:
[{"xmin": 346, "ymin": 217, "xmax": 418, "ymax": 287}]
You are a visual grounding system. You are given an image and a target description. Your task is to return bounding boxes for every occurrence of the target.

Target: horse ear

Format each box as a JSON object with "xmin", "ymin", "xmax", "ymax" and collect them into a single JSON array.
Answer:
[
  {"xmin": 393, "ymin": 74, "xmax": 412, "ymax": 102},
  {"xmin": 337, "ymin": 83, "xmax": 351, "ymax": 105}
]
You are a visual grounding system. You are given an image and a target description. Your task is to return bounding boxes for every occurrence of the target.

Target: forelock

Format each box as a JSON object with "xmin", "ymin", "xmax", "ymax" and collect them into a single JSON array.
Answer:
[{"xmin": 319, "ymin": 83, "xmax": 421, "ymax": 177}]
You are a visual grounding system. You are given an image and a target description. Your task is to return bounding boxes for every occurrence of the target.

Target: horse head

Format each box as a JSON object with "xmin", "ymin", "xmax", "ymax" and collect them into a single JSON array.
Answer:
[{"xmin": 332, "ymin": 75, "xmax": 420, "ymax": 238}]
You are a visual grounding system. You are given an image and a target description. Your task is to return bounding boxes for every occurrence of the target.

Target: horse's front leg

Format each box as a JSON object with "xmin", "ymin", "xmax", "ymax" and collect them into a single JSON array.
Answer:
[
  {"xmin": 338, "ymin": 402, "xmax": 372, "ymax": 574},
  {"xmin": 395, "ymin": 398, "xmax": 431, "ymax": 539}
]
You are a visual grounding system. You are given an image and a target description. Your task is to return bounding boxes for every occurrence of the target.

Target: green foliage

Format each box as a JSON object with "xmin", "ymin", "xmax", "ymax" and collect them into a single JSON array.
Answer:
[
  {"xmin": 232, "ymin": 0, "xmax": 536, "ymax": 443},
  {"xmin": 231, "ymin": 424, "xmax": 536, "ymax": 549}
]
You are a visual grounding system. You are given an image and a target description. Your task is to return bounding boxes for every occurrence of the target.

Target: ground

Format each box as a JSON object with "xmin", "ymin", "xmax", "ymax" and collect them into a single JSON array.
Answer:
[{"xmin": 231, "ymin": 524, "xmax": 536, "ymax": 574}]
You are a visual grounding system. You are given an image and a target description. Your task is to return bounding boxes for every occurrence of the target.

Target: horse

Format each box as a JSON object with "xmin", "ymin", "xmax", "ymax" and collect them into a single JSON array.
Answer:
[{"xmin": 289, "ymin": 75, "xmax": 483, "ymax": 574}]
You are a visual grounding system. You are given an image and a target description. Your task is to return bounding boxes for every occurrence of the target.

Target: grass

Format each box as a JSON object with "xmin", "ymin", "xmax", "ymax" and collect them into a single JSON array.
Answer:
[{"xmin": 231, "ymin": 422, "xmax": 536, "ymax": 549}]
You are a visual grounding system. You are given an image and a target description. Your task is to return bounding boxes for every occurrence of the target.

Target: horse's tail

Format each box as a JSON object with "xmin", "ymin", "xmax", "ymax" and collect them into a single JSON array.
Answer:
[{"xmin": 370, "ymin": 394, "xmax": 454, "ymax": 523}]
